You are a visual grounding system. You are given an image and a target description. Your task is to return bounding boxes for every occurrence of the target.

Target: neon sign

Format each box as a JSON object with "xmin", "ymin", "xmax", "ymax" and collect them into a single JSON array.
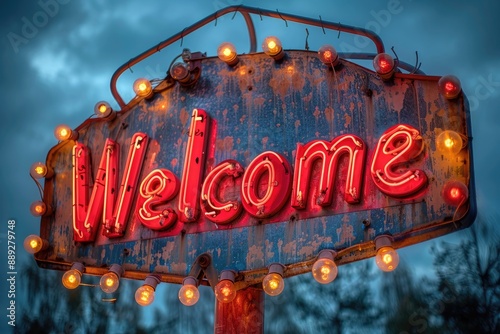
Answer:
[{"xmin": 72, "ymin": 112, "xmax": 428, "ymax": 242}]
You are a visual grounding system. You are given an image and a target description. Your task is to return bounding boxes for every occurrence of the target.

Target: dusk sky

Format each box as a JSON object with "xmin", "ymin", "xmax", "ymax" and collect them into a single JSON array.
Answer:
[{"xmin": 1, "ymin": 0, "xmax": 499, "ymax": 332}]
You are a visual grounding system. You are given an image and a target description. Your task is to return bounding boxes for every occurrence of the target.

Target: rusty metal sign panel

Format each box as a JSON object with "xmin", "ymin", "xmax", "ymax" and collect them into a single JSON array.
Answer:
[{"xmin": 32, "ymin": 7, "xmax": 475, "ymax": 287}]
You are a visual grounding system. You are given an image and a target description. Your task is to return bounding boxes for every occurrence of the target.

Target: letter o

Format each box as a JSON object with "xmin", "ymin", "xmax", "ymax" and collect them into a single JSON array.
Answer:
[{"xmin": 241, "ymin": 151, "xmax": 292, "ymax": 218}]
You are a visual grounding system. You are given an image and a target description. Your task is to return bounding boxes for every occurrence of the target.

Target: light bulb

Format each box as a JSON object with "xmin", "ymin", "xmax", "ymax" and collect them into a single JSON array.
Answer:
[
  {"xmin": 178, "ymin": 284, "xmax": 200, "ymax": 306},
  {"xmin": 263, "ymin": 272, "xmax": 284, "ymax": 296},
  {"xmin": 215, "ymin": 280, "xmax": 236, "ymax": 303},
  {"xmin": 133, "ymin": 78, "xmax": 153, "ymax": 98},
  {"xmin": 374, "ymin": 235, "xmax": 399, "ymax": 272},
  {"xmin": 312, "ymin": 250, "xmax": 338, "ymax": 284},
  {"xmin": 438, "ymin": 75, "xmax": 461, "ymax": 99},
  {"xmin": 62, "ymin": 263, "xmax": 84, "ymax": 289},
  {"xmin": 100, "ymin": 272, "xmax": 120, "ymax": 293},
  {"xmin": 375, "ymin": 246, "xmax": 399, "ymax": 272},
  {"xmin": 135, "ymin": 275, "xmax": 160, "ymax": 306},
  {"xmin": 30, "ymin": 162, "xmax": 52, "ymax": 179},
  {"xmin": 99, "ymin": 264, "xmax": 123, "ymax": 294},
  {"xmin": 170, "ymin": 62, "xmax": 190, "ymax": 83},
  {"xmin": 94, "ymin": 101, "xmax": 114, "ymax": 119},
  {"xmin": 318, "ymin": 45, "xmax": 339, "ymax": 67},
  {"xmin": 373, "ymin": 53, "xmax": 395, "ymax": 80},
  {"xmin": 262, "ymin": 36, "xmax": 284, "ymax": 60},
  {"xmin": 135, "ymin": 285, "xmax": 155, "ymax": 306},
  {"xmin": 437, "ymin": 130, "xmax": 463, "ymax": 156},
  {"xmin": 30, "ymin": 200, "xmax": 47, "ymax": 217},
  {"xmin": 23, "ymin": 235, "xmax": 47, "ymax": 254},
  {"xmin": 54, "ymin": 124, "xmax": 77, "ymax": 141},
  {"xmin": 442, "ymin": 180, "xmax": 468, "ymax": 206},
  {"xmin": 217, "ymin": 42, "xmax": 238, "ymax": 66}
]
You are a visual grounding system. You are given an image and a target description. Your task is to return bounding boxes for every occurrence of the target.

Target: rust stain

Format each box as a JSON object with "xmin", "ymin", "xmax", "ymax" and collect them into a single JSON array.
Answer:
[
  {"xmin": 344, "ymin": 113, "xmax": 352, "ymax": 128},
  {"xmin": 324, "ymin": 106, "xmax": 334, "ymax": 124},
  {"xmin": 161, "ymin": 241, "xmax": 176, "ymax": 262},
  {"xmin": 246, "ymin": 245, "xmax": 264, "ymax": 268},
  {"xmin": 298, "ymin": 235, "xmax": 332, "ymax": 258},
  {"xmin": 171, "ymin": 262, "xmax": 188, "ymax": 273},
  {"xmin": 253, "ymin": 97, "xmax": 266, "ymax": 108},
  {"xmin": 294, "ymin": 120, "xmax": 301, "ymax": 137},
  {"xmin": 283, "ymin": 240, "xmax": 297, "ymax": 255},
  {"xmin": 179, "ymin": 107, "xmax": 189, "ymax": 126},
  {"xmin": 335, "ymin": 218, "xmax": 356, "ymax": 246},
  {"xmin": 261, "ymin": 136, "xmax": 268, "ymax": 150}
]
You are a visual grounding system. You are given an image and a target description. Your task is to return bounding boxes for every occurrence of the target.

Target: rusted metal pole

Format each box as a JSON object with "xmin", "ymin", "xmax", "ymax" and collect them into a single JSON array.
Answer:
[{"xmin": 214, "ymin": 287, "xmax": 265, "ymax": 334}]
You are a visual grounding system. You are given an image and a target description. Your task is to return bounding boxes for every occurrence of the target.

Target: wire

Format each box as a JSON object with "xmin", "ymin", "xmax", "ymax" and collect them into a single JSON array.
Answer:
[{"xmin": 30, "ymin": 174, "xmax": 44, "ymax": 200}]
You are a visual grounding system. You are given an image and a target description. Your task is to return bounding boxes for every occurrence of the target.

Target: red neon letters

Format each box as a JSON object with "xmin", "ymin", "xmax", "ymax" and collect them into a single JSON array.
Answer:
[
  {"xmin": 136, "ymin": 169, "xmax": 180, "ymax": 230},
  {"xmin": 178, "ymin": 109, "xmax": 210, "ymax": 222},
  {"xmin": 292, "ymin": 135, "xmax": 366, "ymax": 209},
  {"xmin": 71, "ymin": 107, "xmax": 429, "ymax": 242},
  {"xmin": 72, "ymin": 133, "xmax": 148, "ymax": 242},
  {"xmin": 201, "ymin": 160, "xmax": 244, "ymax": 224},
  {"xmin": 370, "ymin": 124, "xmax": 427, "ymax": 197},
  {"xmin": 241, "ymin": 151, "xmax": 292, "ymax": 218}
]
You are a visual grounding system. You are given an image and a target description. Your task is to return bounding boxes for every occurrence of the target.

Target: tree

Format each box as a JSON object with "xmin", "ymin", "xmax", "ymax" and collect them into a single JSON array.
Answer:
[
  {"xmin": 427, "ymin": 216, "xmax": 500, "ymax": 333},
  {"xmin": 265, "ymin": 261, "xmax": 382, "ymax": 334},
  {"xmin": 15, "ymin": 260, "xmax": 148, "ymax": 334}
]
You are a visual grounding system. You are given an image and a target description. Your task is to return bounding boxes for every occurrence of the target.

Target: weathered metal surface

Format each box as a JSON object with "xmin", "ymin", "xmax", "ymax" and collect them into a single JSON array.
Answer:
[{"xmin": 36, "ymin": 51, "xmax": 475, "ymax": 286}]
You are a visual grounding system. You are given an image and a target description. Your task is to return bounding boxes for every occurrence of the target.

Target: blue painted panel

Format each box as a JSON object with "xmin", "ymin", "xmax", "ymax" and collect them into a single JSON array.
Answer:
[{"xmin": 36, "ymin": 51, "xmax": 475, "ymax": 285}]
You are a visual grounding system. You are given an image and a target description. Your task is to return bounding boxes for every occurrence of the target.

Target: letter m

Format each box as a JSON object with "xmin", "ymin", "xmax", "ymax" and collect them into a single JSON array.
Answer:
[
  {"xmin": 291, "ymin": 135, "xmax": 366, "ymax": 209},
  {"xmin": 72, "ymin": 133, "xmax": 148, "ymax": 242}
]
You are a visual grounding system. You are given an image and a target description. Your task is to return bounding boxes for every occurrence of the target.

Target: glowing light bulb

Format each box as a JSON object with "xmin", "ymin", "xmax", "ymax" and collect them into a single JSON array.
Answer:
[
  {"xmin": 442, "ymin": 180, "xmax": 468, "ymax": 206},
  {"xmin": 318, "ymin": 45, "xmax": 339, "ymax": 67},
  {"xmin": 375, "ymin": 246, "xmax": 399, "ymax": 272},
  {"xmin": 99, "ymin": 264, "xmax": 123, "ymax": 294},
  {"xmin": 54, "ymin": 124, "xmax": 77, "ymax": 141},
  {"xmin": 30, "ymin": 200, "xmax": 47, "ymax": 217},
  {"xmin": 135, "ymin": 285, "xmax": 155, "ymax": 306},
  {"xmin": 262, "ymin": 36, "xmax": 284, "ymax": 60},
  {"xmin": 170, "ymin": 62, "xmax": 190, "ymax": 83},
  {"xmin": 312, "ymin": 250, "xmax": 338, "ymax": 284},
  {"xmin": 374, "ymin": 235, "xmax": 399, "ymax": 272},
  {"xmin": 178, "ymin": 276, "xmax": 199, "ymax": 306},
  {"xmin": 373, "ymin": 53, "xmax": 395, "ymax": 80},
  {"xmin": 263, "ymin": 272, "xmax": 284, "ymax": 296},
  {"xmin": 94, "ymin": 101, "xmax": 114, "ymax": 119},
  {"xmin": 215, "ymin": 280, "xmax": 236, "ymax": 303},
  {"xmin": 133, "ymin": 78, "xmax": 153, "ymax": 98},
  {"xmin": 30, "ymin": 162, "xmax": 52, "ymax": 179},
  {"xmin": 438, "ymin": 75, "xmax": 461, "ymax": 99},
  {"xmin": 214, "ymin": 270, "xmax": 237, "ymax": 303},
  {"xmin": 217, "ymin": 42, "xmax": 238, "ymax": 66},
  {"xmin": 135, "ymin": 275, "xmax": 160, "ymax": 306},
  {"xmin": 100, "ymin": 273, "xmax": 119, "ymax": 293},
  {"xmin": 437, "ymin": 130, "xmax": 463, "ymax": 155},
  {"xmin": 62, "ymin": 263, "xmax": 84, "ymax": 289},
  {"xmin": 23, "ymin": 235, "xmax": 47, "ymax": 254},
  {"xmin": 178, "ymin": 280, "xmax": 200, "ymax": 306},
  {"xmin": 262, "ymin": 263, "xmax": 285, "ymax": 296}
]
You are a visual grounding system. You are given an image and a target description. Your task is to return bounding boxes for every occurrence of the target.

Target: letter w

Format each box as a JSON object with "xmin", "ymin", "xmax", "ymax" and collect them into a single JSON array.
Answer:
[{"xmin": 72, "ymin": 133, "xmax": 148, "ymax": 242}]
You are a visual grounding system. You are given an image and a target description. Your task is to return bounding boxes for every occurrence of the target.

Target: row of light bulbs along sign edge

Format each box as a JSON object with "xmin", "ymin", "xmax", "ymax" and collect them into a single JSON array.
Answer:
[
  {"xmin": 25, "ymin": 36, "xmax": 467, "ymax": 307},
  {"xmin": 23, "ymin": 235, "xmax": 398, "ymax": 306}
]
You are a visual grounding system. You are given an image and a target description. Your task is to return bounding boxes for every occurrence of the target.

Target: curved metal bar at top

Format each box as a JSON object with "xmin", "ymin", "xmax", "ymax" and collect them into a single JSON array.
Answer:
[{"xmin": 110, "ymin": 5, "xmax": 386, "ymax": 109}]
